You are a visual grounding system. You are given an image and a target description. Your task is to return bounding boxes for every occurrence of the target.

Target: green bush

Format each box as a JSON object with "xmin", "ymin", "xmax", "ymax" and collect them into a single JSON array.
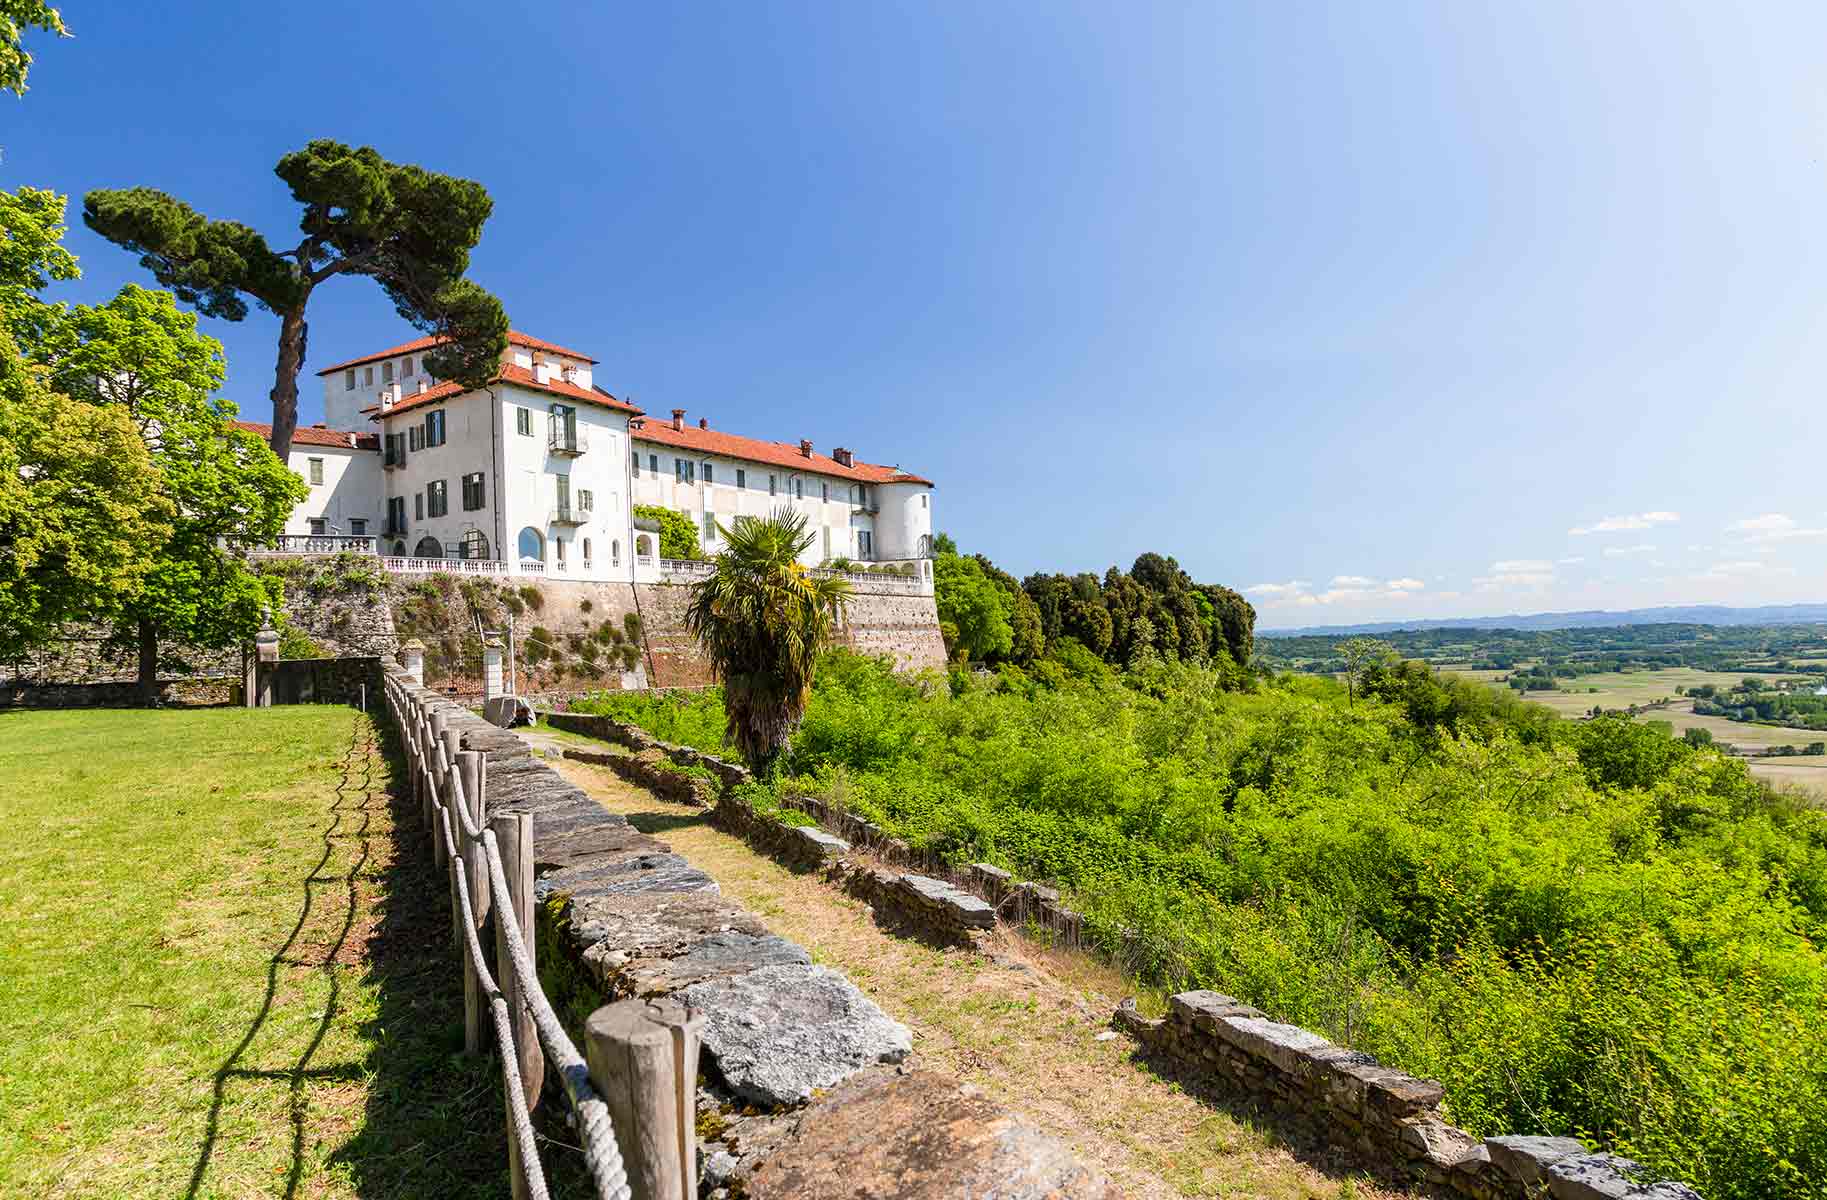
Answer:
[
  {"xmin": 633, "ymin": 505, "xmax": 702, "ymax": 560},
  {"xmin": 584, "ymin": 650, "xmax": 1827, "ymax": 1199}
]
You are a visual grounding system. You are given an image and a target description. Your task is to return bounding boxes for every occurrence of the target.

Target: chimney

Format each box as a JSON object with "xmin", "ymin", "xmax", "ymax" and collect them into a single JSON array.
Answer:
[
  {"xmin": 534, "ymin": 361, "xmax": 552, "ymax": 385},
  {"xmin": 698, "ymin": 417, "xmax": 708, "ymax": 430},
  {"xmin": 672, "ymin": 408, "xmax": 686, "ymax": 431},
  {"xmin": 416, "ymin": 378, "xmax": 428, "ymax": 394},
  {"xmin": 832, "ymin": 447, "xmax": 853, "ymax": 467},
  {"xmin": 799, "ymin": 439, "xmax": 813, "ymax": 458},
  {"xmin": 379, "ymin": 383, "xmax": 397, "ymax": 412}
]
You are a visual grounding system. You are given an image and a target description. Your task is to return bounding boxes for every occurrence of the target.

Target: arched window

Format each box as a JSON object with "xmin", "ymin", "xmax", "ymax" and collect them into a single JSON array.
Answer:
[
  {"xmin": 635, "ymin": 534, "xmax": 653, "ymax": 561},
  {"xmin": 460, "ymin": 529, "xmax": 489, "ymax": 561},
  {"xmin": 612, "ymin": 539, "xmax": 622, "ymax": 566},
  {"xmin": 517, "ymin": 527, "xmax": 545, "ymax": 563},
  {"xmin": 916, "ymin": 533, "xmax": 932, "ymax": 558},
  {"xmin": 392, "ymin": 540, "xmax": 407, "ymax": 557},
  {"xmin": 582, "ymin": 537, "xmax": 592, "ymax": 565},
  {"xmin": 413, "ymin": 536, "xmax": 442, "ymax": 559}
]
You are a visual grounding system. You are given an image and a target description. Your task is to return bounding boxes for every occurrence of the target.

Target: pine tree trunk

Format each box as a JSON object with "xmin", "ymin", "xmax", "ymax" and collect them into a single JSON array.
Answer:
[
  {"xmin": 267, "ymin": 306, "xmax": 309, "ymax": 458},
  {"xmin": 137, "ymin": 618, "xmax": 158, "ymax": 705}
]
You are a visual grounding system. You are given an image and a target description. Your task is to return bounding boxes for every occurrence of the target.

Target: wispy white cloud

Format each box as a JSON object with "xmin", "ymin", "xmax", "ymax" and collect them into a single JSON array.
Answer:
[
  {"xmin": 1727, "ymin": 513, "xmax": 1827, "ymax": 543},
  {"xmin": 1490, "ymin": 559, "xmax": 1553, "ymax": 574},
  {"xmin": 1569, "ymin": 511, "xmax": 1680, "ymax": 536},
  {"xmin": 1246, "ymin": 576, "xmax": 1426, "ymax": 607},
  {"xmin": 1474, "ymin": 559, "xmax": 1555, "ymax": 589},
  {"xmin": 1693, "ymin": 560, "xmax": 1798, "ymax": 581},
  {"xmin": 1557, "ymin": 555, "xmax": 1586, "ymax": 565},
  {"xmin": 1603, "ymin": 543, "xmax": 1657, "ymax": 558}
]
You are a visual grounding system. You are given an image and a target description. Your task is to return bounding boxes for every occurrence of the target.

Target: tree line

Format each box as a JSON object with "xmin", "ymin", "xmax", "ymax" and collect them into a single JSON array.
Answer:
[{"xmin": 932, "ymin": 533, "xmax": 1255, "ymax": 673}]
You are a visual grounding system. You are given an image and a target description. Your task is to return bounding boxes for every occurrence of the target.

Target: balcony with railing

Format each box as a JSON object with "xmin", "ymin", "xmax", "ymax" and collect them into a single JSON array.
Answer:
[
  {"xmin": 548, "ymin": 416, "xmax": 586, "ymax": 457},
  {"xmin": 549, "ymin": 504, "xmax": 591, "ymax": 526},
  {"xmin": 240, "ymin": 534, "xmax": 380, "ymax": 556},
  {"xmin": 382, "ymin": 518, "xmax": 409, "ymax": 538},
  {"xmin": 383, "ymin": 444, "xmax": 407, "ymax": 469}
]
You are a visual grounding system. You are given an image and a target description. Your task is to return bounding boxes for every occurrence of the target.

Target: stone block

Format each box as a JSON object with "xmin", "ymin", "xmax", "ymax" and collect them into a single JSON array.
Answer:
[
  {"xmin": 680, "ymin": 963, "xmax": 912, "ymax": 1107},
  {"xmin": 786, "ymin": 824, "xmax": 849, "ymax": 862},
  {"xmin": 1168, "ymin": 990, "xmax": 1256, "ymax": 1029},
  {"xmin": 1320, "ymin": 1058, "xmax": 1445, "ymax": 1119},
  {"xmin": 1485, "ymin": 1136, "xmax": 1590, "ymax": 1187},
  {"xmin": 1212, "ymin": 1015, "xmax": 1335, "ymax": 1076},
  {"xmin": 1545, "ymin": 1154, "xmax": 1703, "ymax": 1200},
  {"xmin": 897, "ymin": 875, "xmax": 996, "ymax": 928},
  {"xmin": 1396, "ymin": 1118, "xmax": 1483, "ymax": 1168}
]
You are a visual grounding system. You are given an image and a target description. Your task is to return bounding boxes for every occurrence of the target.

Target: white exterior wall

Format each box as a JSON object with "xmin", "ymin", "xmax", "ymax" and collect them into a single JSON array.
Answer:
[
  {"xmin": 324, "ymin": 350, "xmax": 441, "ymax": 430},
  {"xmin": 873, "ymin": 481, "xmax": 934, "ymax": 561},
  {"xmin": 377, "ymin": 392, "xmax": 498, "ymax": 560},
  {"xmin": 629, "ymin": 442, "xmax": 886, "ymax": 567},
  {"xmin": 496, "ymin": 383, "xmax": 631, "ymax": 581},
  {"xmin": 286, "ymin": 443, "xmax": 384, "ymax": 536}
]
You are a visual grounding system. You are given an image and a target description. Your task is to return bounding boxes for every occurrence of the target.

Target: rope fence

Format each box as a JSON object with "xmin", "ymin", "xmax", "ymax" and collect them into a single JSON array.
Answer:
[{"xmin": 383, "ymin": 674, "xmax": 701, "ymax": 1200}]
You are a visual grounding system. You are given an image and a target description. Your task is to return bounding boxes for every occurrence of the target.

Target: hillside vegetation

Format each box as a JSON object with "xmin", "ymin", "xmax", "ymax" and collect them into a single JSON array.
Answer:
[{"xmin": 577, "ymin": 649, "xmax": 1827, "ymax": 1200}]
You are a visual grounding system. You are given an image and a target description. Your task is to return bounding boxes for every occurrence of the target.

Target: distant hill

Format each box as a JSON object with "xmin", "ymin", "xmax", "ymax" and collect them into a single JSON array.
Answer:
[{"xmin": 1260, "ymin": 602, "xmax": 1827, "ymax": 637}]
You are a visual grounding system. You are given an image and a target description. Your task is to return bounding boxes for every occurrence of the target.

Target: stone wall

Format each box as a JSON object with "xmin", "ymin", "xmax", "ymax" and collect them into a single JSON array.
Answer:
[
  {"xmin": 382, "ymin": 667, "xmax": 1111, "ymax": 1198},
  {"xmin": 265, "ymin": 656, "xmax": 383, "ymax": 707},
  {"xmin": 1119, "ymin": 992, "xmax": 1698, "ymax": 1200},
  {"xmin": 0, "ymin": 676, "xmax": 237, "ymax": 709}
]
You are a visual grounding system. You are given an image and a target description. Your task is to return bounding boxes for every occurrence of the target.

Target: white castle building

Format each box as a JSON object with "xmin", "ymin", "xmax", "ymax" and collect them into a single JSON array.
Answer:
[{"xmin": 238, "ymin": 330, "xmax": 935, "ymax": 588}]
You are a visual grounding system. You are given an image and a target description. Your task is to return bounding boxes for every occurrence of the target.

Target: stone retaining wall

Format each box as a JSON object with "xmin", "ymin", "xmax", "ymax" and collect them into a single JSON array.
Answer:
[
  {"xmin": 1119, "ymin": 991, "xmax": 1699, "ymax": 1200},
  {"xmin": 0, "ymin": 675, "xmax": 237, "ymax": 709}
]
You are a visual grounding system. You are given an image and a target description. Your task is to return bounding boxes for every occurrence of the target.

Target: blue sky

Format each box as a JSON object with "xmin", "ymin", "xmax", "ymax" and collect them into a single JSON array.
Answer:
[{"xmin": 11, "ymin": 2, "xmax": 1827, "ymax": 627}]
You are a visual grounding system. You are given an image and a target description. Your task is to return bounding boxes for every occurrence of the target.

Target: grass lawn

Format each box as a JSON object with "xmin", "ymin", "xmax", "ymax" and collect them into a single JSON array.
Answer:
[{"xmin": 0, "ymin": 705, "xmax": 524, "ymax": 1199}]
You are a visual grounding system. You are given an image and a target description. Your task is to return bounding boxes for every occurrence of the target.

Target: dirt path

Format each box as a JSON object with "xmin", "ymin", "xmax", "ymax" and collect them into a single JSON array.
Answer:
[{"xmin": 555, "ymin": 757, "xmax": 1408, "ymax": 1200}]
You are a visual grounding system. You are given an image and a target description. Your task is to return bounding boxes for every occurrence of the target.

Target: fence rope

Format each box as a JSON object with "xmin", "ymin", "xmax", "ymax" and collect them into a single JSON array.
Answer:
[{"xmin": 386, "ymin": 677, "xmax": 635, "ymax": 1200}]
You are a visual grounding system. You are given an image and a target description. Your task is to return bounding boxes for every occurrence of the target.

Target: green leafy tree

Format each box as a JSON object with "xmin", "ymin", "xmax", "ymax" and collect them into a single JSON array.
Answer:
[
  {"xmin": 28, "ymin": 284, "xmax": 306, "ymax": 692},
  {"xmin": 83, "ymin": 140, "xmax": 508, "ymax": 457},
  {"xmin": 0, "ymin": 0, "xmax": 65, "ymax": 96},
  {"xmin": 685, "ymin": 507, "xmax": 852, "ymax": 776},
  {"xmin": 934, "ymin": 550, "xmax": 1013, "ymax": 663},
  {"xmin": 0, "ymin": 187, "xmax": 172, "ymax": 658},
  {"xmin": 0, "ymin": 327, "xmax": 171, "ymax": 658},
  {"xmin": 633, "ymin": 504, "xmax": 703, "ymax": 560},
  {"xmin": 1009, "ymin": 589, "xmax": 1046, "ymax": 664},
  {"xmin": 1338, "ymin": 636, "xmax": 1397, "ymax": 704}
]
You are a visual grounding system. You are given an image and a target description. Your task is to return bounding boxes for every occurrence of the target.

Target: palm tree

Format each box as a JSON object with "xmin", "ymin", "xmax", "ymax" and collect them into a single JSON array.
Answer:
[{"xmin": 685, "ymin": 507, "xmax": 853, "ymax": 776}]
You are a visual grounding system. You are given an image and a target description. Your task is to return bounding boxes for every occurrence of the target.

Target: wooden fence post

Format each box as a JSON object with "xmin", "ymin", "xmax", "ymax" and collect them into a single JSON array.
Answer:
[
  {"xmin": 456, "ymin": 748, "xmax": 488, "ymax": 1054},
  {"xmin": 491, "ymin": 809, "xmax": 542, "ymax": 1200},
  {"xmin": 584, "ymin": 998, "xmax": 703, "ymax": 1200}
]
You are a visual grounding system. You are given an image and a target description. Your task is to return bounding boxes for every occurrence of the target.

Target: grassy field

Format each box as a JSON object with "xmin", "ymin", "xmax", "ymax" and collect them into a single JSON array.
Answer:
[
  {"xmin": 0, "ymin": 706, "xmax": 530, "ymax": 1199},
  {"xmin": 1444, "ymin": 667, "xmax": 1814, "ymax": 718}
]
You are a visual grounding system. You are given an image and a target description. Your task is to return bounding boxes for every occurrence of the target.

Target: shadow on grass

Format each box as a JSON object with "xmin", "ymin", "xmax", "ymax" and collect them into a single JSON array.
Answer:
[{"xmin": 621, "ymin": 808, "xmax": 711, "ymax": 837}]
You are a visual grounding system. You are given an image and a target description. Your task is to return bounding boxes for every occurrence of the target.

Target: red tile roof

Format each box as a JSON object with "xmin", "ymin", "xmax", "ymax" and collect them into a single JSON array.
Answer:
[
  {"xmin": 316, "ymin": 329, "xmax": 599, "ymax": 375},
  {"xmin": 362, "ymin": 363, "xmax": 643, "ymax": 421},
  {"xmin": 630, "ymin": 418, "xmax": 932, "ymax": 486},
  {"xmin": 231, "ymin": 420, "xmax": 379, "ymax": 450}
]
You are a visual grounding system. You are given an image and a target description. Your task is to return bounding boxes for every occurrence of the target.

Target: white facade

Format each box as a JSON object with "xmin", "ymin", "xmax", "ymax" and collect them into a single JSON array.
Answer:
[{"xmin": 286, "ymin": 333, "xmax": 931, "ymax": 585}]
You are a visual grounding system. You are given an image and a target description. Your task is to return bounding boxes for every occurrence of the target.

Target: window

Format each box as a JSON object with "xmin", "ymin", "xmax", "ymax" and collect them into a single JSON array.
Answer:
[
  {"xmin": 308, "ymin": 518, "xmax": 327, "ymax": 536},
  {"xmin": 794, "ymin": 477, "xmax": 803, "ymax": 500},
  {"xmin": 414, "ymin": 535, "xmax": 442, "ymax": 559},
  {"xmin": 516, "ymin": 407, "xmax": 532, "ymax": 437},
  {"xmin": 674, "ymin": 458, "xmax": 694, "ymax": 484},
  {"xmin": 702, "ymin": 511, "xmax": 716, "ymax": 542},
  {"xmin": 821, "ymin": 481, "xmax": 829, "ymax": 502},
  {"xmin": 554, "ymin": 537, "xmax": 566, "ymax": 565},
  {"xmin": 408, "ymin": 425, "xmax": 422, "ymax": 452},
  {"xmin": 460, "ymin": 529, "xmax": 488, "ymax": 560},
  {"xmin": 402, "ymin": 355, "xmax": 415, "ymax": 377},
  {"xmin": 517, "ymin": 527, "xmax": 544, "ymax": 562},
  {"xmin": 577, "ymin": 488, "xmax": 593, "ymax": 512},
  {"xmin": 612, "ymin": 539, "xmax": 621, "ymax": 566},
  {"xmin": 382, "ymin": 360, "xmax": 394, "ymax": 383},
  {"xmin": 858, "ymin": 530, "xmax": 873, "ymax": 559},
  {"xmin": 414, "ymin": 493, "xmax": 424, "ymax": 521},
  {"xmin": 427, "ymin": 479, "xmax": 448, "ymax": 518},
  {"xmin": 349, "ymin": 519, "xmax": 367, "ymax": 536},
  {"xmin": 387, "ymin": 496, "xmax": 406, "ymax": 534},
  {"xmin": 649, "ymin": 454, "xmax": 658, "ymax": 474},
  {"xmin": 424, "ymin": 410, "xmax": 446, "ymax": 447},
  {"xmin": 736, "ymin": 468, "xmax": 745, "ymax": 489},
  {"xmin": 385, "ymin": 432, "xmax": 406, "ymax": 466},
  {"xmin": 920, "ymin": 494, "xmax": 928, "ymax": 508},
  {"xmin": 768, "ymin": 473, "xmax": 777, "ymax": 497},
  {"xmin": 822, "ymin": 527, "xmax": 831, "ymax": 557},
  {"xmin": 582, "ymin": 537, "xmax": 592, "ymax": 565},
  {"xmin": 307, "ymin": 457, "xmax": 324, "ymax": 486},
  {"xmin": 631, "ymin": 448, "xmax": 640, "ymax": 477},
  {"xmin": 703, "ymin": 463, "xmax": 713, "ymax": 486},
  {"xmin": 344, "ymin": 368, "xmax": 355, "ymax": 391},
  {"xmin": 363, "ymin": 366, "xmax": 374, "ymax": 386},
  {"xmin": 462, "ymin": 472, "xmax": 485, "ymax": 511}
]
